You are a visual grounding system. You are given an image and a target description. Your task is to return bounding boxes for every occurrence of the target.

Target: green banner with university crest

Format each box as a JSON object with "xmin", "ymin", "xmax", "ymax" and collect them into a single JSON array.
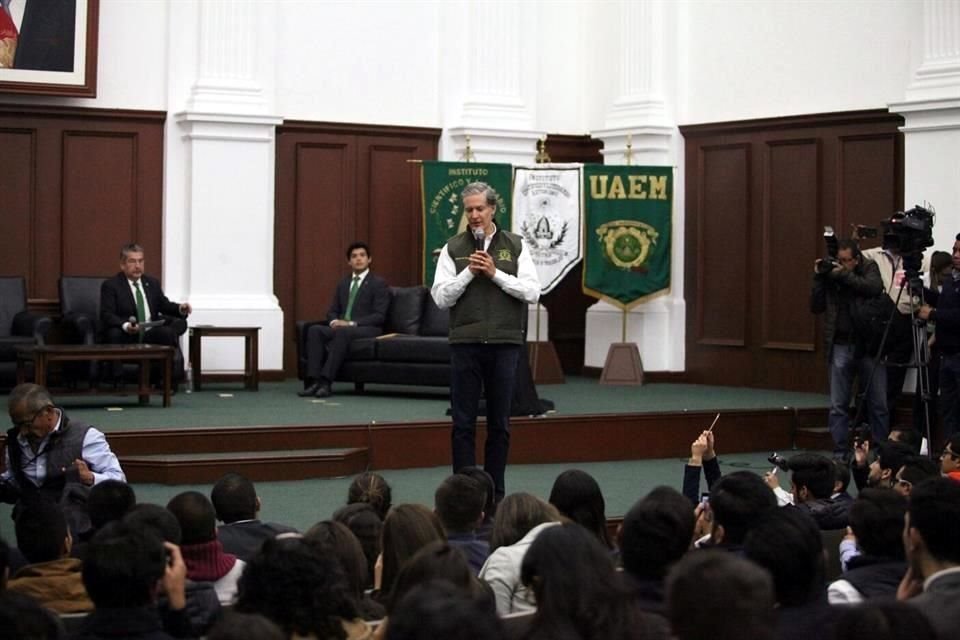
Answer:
[
  {"xmin": 421, "ymin": 161, "xmax": 513, "ymax": 285},
  {"xmin": 582, "ymin": 165, "xmax": 672, "ymax": 308}
]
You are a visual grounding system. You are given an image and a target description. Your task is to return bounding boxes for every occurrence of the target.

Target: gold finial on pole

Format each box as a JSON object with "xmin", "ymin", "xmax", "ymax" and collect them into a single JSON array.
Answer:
[
  {"xmin": 536, "ymin": 135, "xmax": 551, "ymax": 164},
  {"xmin": 463, "ymin": 135, "xmax": 475, "ymax": 162},
  {"xmin": 625, "ymin": 134, "xmax": 633, "ymax": 167}
]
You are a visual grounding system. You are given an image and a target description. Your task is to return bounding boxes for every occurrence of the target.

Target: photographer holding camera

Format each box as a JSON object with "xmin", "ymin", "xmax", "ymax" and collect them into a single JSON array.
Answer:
[{"xmin": 811, "ymin": 239, "xmax": 888, "ymax": 457}]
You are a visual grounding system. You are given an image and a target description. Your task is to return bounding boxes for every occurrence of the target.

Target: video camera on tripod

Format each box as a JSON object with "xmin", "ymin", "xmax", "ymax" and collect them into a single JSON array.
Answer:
[{"xmin": 880, "ymin": 205, "xmax": 936, "ymax": 292}]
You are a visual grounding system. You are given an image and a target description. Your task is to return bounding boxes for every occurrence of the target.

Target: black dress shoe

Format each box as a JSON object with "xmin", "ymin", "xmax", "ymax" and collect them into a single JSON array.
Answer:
[
  {"xmin": 315, "ymin": 384, "xmax": 332, "ymax": 398},
  {"xmin": 298, "ymin": 382, "xmax": 321, "ymax": 397}
]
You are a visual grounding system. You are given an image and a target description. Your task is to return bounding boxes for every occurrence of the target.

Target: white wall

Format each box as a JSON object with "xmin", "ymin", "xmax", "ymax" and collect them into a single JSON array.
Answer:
[{"xmin": 681, "ymin": 0, "xmax": 919, "ymax": 124}]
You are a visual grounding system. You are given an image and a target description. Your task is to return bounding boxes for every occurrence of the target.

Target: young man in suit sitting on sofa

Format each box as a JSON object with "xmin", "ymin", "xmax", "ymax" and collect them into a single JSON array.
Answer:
[{"xmin": 299, "ymin": 242, "xmax": 390, "ymax": 398}]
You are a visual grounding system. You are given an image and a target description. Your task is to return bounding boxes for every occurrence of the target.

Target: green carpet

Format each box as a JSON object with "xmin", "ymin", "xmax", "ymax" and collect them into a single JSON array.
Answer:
[{"xmin": 53, "ymin": 378, "xmax": 830, "ymax": 432}]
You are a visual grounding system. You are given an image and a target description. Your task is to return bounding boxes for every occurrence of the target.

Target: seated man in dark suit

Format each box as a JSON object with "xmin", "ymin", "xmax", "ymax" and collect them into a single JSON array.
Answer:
[
  {"xmin": 100, "ymin": 243, "xmax": 191, "ymax": 380},
  {"xmin": 210, "ymin": 472, "xmax": 298, "ymax": 562},
  {"xmin": 299, "ymin": 242, "xmax": 390, "ymax": 398}
]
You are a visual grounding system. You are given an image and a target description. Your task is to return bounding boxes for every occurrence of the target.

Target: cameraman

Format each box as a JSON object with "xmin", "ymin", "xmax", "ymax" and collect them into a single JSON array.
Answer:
[
  {"xmin": 863, "ymin": 234, "xmax": 918, "ymax": 413},
  {"xmin": 811, "ymin": 239, "xmax": 887, "ymax": 456},
  {"xmin": 919, "ymin": 233, "xmax": 960, "ymax": 442}
]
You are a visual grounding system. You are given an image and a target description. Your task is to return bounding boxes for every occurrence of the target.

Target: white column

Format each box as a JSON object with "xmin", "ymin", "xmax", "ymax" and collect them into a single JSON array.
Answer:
[
  {"xmin": 439, "ymin": 0, "xmax": 542, "ymax": 164},
  {"xmin": 890, "ymin": 0, "xmax": 960, "ymax": 254},
  {"xmin": 167, "ymin": 0, "xmax": 284, "ymax": 374},
  {"xmin": 586, "ymin": 0, "xmax": 684, "ymax": 372}
]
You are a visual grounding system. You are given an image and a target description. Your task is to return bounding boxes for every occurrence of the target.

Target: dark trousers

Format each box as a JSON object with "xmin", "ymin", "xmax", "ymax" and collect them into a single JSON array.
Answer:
[
  {"xmin": 450, "ymin": 343, "xmax": 521, "ymax": 500},
  {"xmin": 305, "ymin": 324, "xmax": 380, "ymax": 384}
]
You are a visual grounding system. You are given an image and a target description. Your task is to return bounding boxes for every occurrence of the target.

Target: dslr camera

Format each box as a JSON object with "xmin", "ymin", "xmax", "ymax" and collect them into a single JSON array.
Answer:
[{"xmin": 816, "ymin": 226, "xmax": 840, "ymax": 275}]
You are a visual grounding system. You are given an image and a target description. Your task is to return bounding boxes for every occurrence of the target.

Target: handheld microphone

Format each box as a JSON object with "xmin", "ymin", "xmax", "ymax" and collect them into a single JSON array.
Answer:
[
  {"xmin": 472, "ymin": 227, "xmax": 485, "ymax": 252},
  {"xmin": 128, "ymin": 316, "xmax": 137, "ymax": 326}
]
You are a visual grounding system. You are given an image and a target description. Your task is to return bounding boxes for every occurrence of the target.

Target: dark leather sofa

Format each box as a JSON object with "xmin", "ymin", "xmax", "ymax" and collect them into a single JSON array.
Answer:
[{"xmin": 296, "ymin": 286, "xmax": 451, "ymax": 391}]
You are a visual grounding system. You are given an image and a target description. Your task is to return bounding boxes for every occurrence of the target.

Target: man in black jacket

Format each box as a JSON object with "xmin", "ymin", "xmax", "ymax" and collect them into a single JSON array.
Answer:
[
  {"xmin": 919, "ymin": 233, "xmax": 960, "ymax": 441},
  {"xmin": 811, "ymin": 239, "xmax": 887, "ymax": 455},
  {"xmin": 299, "ymin": 242, "xmax": 390, "ymax": 398}
]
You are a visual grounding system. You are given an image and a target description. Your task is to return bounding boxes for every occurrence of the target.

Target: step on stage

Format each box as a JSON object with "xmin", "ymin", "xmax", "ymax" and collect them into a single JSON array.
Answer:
[{"xmin": 10, "ymin": 378, "xmax": 832, "ymax": 484}]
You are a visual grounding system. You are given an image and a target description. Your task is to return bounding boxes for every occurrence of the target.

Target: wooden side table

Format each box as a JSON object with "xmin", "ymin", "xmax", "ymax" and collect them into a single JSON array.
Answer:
[{"xmin": 188, "ymin": 326, "xmax": 260, "ymax": 391}]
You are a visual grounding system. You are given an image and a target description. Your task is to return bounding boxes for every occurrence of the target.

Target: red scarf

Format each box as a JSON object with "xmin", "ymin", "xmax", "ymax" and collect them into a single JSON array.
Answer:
[{"xmin": 179, "ymin": 539, "xmax": 237, "ymax": 582}]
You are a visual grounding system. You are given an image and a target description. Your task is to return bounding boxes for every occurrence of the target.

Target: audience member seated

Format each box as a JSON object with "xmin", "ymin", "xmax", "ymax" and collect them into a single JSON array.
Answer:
[
  {"xmin": 833, "ymin": 458, "xmax": 853, "ymax": 503},
  {"xmin": 333, "ymin": 502, "xmax": 383, "ymax": 590},
  {"xmin": 383, "ymin": 580, "xmax": 501, "ymax": 640},
  {"xmin": 75, "ymin": 521, "xmax": 191, "ymax": 640},
  {"xmin": 434, "ymin": 474, "xmax": 490, "ymax": 574},
  {"xmin": 74, "ymin": 480, "xmax": 136, "ymax": 558},
  {"xmin": 898, "ymin": 477, "xmax": 960, "ymax": 638},
  {"xmin": 681, "ymin": 430, "xmax": 721, "ymax": 505},
  {"xmin": 702, "ymin": 471, "xmax": 776, "ymax": 552},
  {"xmin": 347, "ymin": 472, "xmax": 393, "ymax": 521},
  {"xmin": 6, "ymin": 500, "xmax": 92, "ymax": 613},
  {"xmin": 376, "ymin": 504, "xmax": 446, "ymax": 605},
  {"xmin": 521, "ymin": 523, "xmax": 670, "ymax": 640},
  {"xmin": 828, "ymin": 489, "xmax": 907, "ymax": 604},
  {"xmin": 618, "ymin": 486, "xmax": 696, "ymax": 616},
  {"xmin": 939, "ymin": 434, "xmax": 960, "ymax": 482},
  {"xmin": 852, "ymin": 440, "xmax": 914, "ymax": 491},
  {"xmin": 479, "ymin": 492, "xmax": 562, "ymax": 615},
  {"xmin": 0, "ymin": 591, "xmax": 65, "ymax": 640},
  {"xmin": 456, "ymin": 467, "xmax": 496, "ymax": 540},
  {"xmin": 206, "ymin": 611, "xmax": 285, "ymax": 640},
  {"xmin": 304, "ymin": 520, "xmax": 385, "ymax": 621},
  {"xmin": 234, "ymin": 536, "xmax": 372, "ymax": 640},
  {"xmin": 888, "ymin": 426, "xmax": 923, "ymax": 454},
  {"xmin": 167, "ymin": 491, "xmax": 245, "ymax": 606},
  {"xmin": 378, "ymin": 541, "xmax": 492, "ymax": 640},
  {"xmin": 666, "ymin": 550, "xmax": 776, "ymax": 640},
  {"xmin": 547, "ymin": 469, "xmax": 614, "ymax": 551},
  {"xmin": 786, "ymin": 453, "xmax": 851, "ymax": 530},
  {"xmin": 834, "ymin": 601, "xmax": 937, "ymax": 640},
  {"xmin": 2, "ymin": 384, "xmax": 126, "ymax": 538},
  {"xmin": 210, "ymin": 473, "xmax": 298, "ymax": 562},
  {"xmin": 124, "ymin": 503, "xmax": 221, "ymax": 637},
  {"xmin": 894, "ymin": 456, "xmax": 940, "ymax": 497},
  {"xmin": 743, "ymin": 506, "xmax": 837, "ymax": 640}
]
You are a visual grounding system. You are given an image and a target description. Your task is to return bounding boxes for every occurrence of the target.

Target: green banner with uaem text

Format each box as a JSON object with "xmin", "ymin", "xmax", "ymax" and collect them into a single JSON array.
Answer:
[
  {"xmin": 582, "ymin": 165, "xmax": 673, "ymax": 308},
  {"xmin": 421, "ymin": 161, "xmax": 513, "ymax": 286}
]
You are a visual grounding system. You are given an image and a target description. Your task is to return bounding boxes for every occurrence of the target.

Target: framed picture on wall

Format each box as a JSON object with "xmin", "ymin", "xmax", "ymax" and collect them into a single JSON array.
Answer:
[{"xmin": 0, "ymin": 0, "xmax": 99, "ymax": 97}]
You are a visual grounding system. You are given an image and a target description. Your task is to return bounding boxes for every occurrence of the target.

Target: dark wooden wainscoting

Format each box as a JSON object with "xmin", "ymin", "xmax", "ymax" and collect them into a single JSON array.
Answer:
[
  {"xmin": 534, "ymin": 134, "xmax": 604, "ymax": 374},
  {"xmin": 274, "ymin": 122, "xmax": 441, "ymax": 374},
  {"xmin": 681, "ymin": 110, "xmax": 903, "ymax": 392},
  {"xmin": 0, "ymin": 105, "xmax": 165, "ymax": 305}
]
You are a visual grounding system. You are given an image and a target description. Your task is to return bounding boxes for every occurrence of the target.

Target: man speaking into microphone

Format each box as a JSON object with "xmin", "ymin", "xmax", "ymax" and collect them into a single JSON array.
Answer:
[{"xmin": 431, "ymin": 182, "xmax": 540, "ymax": 501}]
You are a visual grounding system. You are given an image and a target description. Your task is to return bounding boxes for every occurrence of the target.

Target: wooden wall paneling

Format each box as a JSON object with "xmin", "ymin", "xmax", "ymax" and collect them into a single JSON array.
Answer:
[
  {"xmin": 681, "ymin": 110, "xmax": 903, "ymax": 392},
  {"xmin": 292, "ymin": 136, "xmax": 356, "ymax": 341},
  {"xmin": 358, "ymin": 138, "xmax": 432, "ymax": 286},
  {"xmin": 0, "ymin": 129, "xmax": 35, "ymax": 281},
  {"xmin": 0, "ymin": 106, "xmax": 165, "ymax": 303},
  {"xmin": 756, "ymin": 138, "xmax": 823, "ymax": 390},
  {"xmin": 696, "ymin": 143, "xmax": 750, "ymax": 347},
  {"xmin": 275, "ymin": 122, "xmax": 441, "ymax": 374}
]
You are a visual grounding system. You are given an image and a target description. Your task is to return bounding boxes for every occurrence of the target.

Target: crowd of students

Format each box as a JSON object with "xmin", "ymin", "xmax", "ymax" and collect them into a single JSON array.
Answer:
[{"xmin": 0, "ymin": 433, "xmax": 958, "ymax": 640}]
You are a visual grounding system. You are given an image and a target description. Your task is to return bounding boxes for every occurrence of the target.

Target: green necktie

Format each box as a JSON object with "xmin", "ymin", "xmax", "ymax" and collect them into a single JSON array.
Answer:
[
  {"xmin": 344, "ymin": 276, "xmax": 360, "ymax": 321},
  {"xmin": 134, "ymin": 281, "xmax": 146, "ymax": 343}
]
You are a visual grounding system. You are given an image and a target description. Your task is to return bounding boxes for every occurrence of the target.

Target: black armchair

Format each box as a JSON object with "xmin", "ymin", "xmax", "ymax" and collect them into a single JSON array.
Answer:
[{"xmin": 0, "ymin": 276, "xmax": 52, "ymax": 389}]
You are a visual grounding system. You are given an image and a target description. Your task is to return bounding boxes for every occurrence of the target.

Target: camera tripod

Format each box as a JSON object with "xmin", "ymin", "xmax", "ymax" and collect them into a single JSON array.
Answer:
[{"xmin": 851, "ymin": 257, "xmax": 934, "ymax": 457}]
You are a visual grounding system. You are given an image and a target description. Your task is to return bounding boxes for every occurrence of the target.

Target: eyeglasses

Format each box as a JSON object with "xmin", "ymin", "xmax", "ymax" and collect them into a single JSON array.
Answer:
[
  {"xmin": 11, "ymin": 407, "xmax": 46, "ymax": 431},
  {"xmin": 940, "ymin": 448, "xmax": 960, "ymax": 461},
  {"xmin": 896, "ymin": 477, "xmax": 912, "ymax": 489}
]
